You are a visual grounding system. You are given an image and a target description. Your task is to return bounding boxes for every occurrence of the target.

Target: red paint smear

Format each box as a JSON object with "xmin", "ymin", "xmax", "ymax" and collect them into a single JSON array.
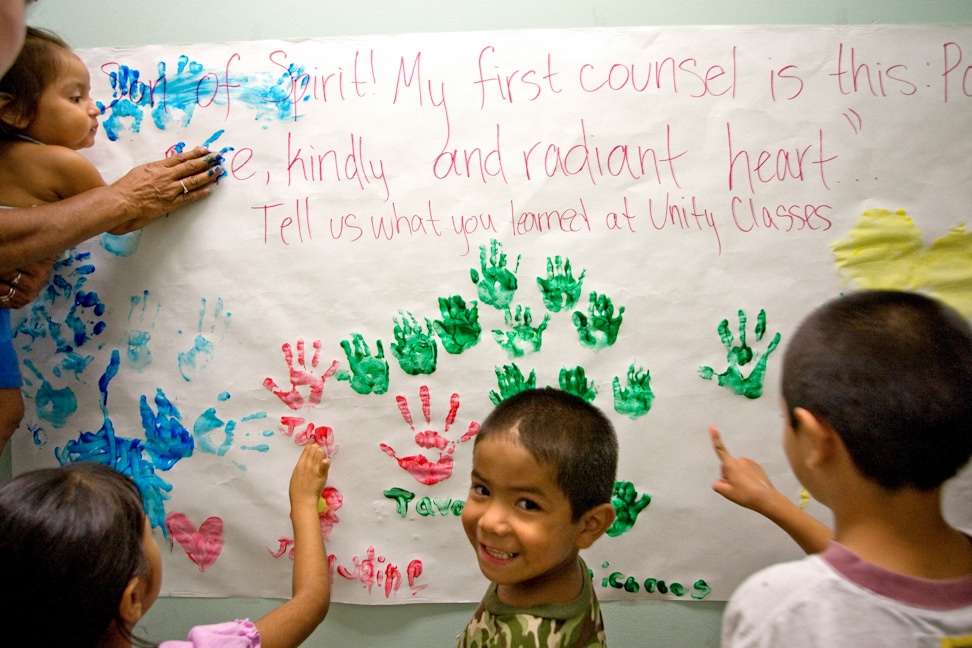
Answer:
[{"xmin": 166, "ymin": 512, "xmax": 224, "ymax": 572}]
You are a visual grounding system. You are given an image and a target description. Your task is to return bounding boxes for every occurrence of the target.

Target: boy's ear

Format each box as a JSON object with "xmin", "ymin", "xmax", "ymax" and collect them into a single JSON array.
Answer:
[
  {"xmin": 0, "ymin": 92, "xmax": 27, "ymax": 129},
  {"xmin": 792, "ymin": 407, "xmax": 840, "ymax": 469},
  {"xmin": 575, "ymin": 502, "xmax": 616, "ymax": 549},
  {"xmin": 118, "ymin": 575, "xmax": 147, "ymax": 625}
]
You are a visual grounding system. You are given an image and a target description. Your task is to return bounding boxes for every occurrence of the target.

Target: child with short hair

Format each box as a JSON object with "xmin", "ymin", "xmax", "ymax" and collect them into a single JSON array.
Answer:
[
  {"xmin": 459, "ymin": 387, "xmax": 618, "ymax": 648},
  {"xmin": 0, "ymin": 442, "xmax": 331, "ymax": 648},
  {"xmin": 712, "ymin": 290, "xmax": 972, "ymax": 647}
]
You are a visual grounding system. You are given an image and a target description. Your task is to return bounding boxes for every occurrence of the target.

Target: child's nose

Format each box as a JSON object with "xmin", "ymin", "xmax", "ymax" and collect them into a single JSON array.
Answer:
[
  {"xmin": 478, "ymin": 502, "xmax": 510, "ymax": 535},
  {"xmin": 86, "ymin": 99, "xmax": 99, "ymax": 116}
]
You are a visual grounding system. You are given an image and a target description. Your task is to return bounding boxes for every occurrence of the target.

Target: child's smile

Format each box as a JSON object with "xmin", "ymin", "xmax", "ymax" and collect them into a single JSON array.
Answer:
[{"xmin": 462, "ymin": 430, "xmax": 588, "ymax": 608}]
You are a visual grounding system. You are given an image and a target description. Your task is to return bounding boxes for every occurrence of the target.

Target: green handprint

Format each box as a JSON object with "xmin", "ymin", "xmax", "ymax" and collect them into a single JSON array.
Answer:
[
  {"xmin": 335, "ymin": 333, "xmax": 389, "ymax": 395},
  {"xmin": 572, "ymin": 291, "xmax": 625, "ymax": 350},
  {"xmin": 558, "ymin": 366, "xmax": 597, "ymax": 403},
  {"xmin": 613, "ymin": 363, "xmax": 654, "ymax": 419},
  {"xmin": 391, "ymin": 312, "xmax": 438, "ymax": 376},
  {"xmin": 492, "ymin": 305, "xmax": 550, "ymax": 357},
  {"xmin": 536, "ymin": 255, "xmax": 586, "ymax": 313},
  {"xmin": 607, "ymin": 481, "xmax": 652, "ymax": 537},
  {"xmin": 432, "ymin": 294, "xmax": 481, "ymax": 355},
  {"xmin": 470, "ymin": 238, "xmax": 520, "ymax": 310},
  {"xmin": 488, "ymin": 363, "xmax": 537, "ymax": 405},
  {"xmin": 698, "ymin": 308, "xmax": 781, "ymax": 399}
]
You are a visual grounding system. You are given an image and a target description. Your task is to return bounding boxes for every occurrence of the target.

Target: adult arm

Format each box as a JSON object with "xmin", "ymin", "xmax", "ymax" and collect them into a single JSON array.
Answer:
[
  {"xmin": 0, "ymin": 146, "xmax": 220, "ymax": 272},
  {"xmin": 255, "ymin": 442, "xmax": 331, "ymax": 648},
  {"xmin": 710, "ymin": 426, "xmax": 833, "ymax": 554}
]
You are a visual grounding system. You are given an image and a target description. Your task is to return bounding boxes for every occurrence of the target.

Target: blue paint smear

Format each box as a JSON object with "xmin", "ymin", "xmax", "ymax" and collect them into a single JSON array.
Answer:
[
  {"xmin": 192, "ymin": 407, "xmax": 233, "ymax": 457},
  {"xmin": 54, "ymin": 351, "xmax": 177, "ymax": 536},
  {"xmin": 22, "ymin": 359, "xmax": 77, "ymax": 428},
  {"xmin": 140, "ymin": 388, "xmax": 194, "ymax": 470},
  {"xmin": 100, "ymin": 230, "xmax": 142, "ymax": 257},
  {"xmin": 97, "ymin": 55, "xmax": 309, "ymax": 141},
  {"xmin": 64, "ymin": 290, "xmax": 106, "ymax": 351}
]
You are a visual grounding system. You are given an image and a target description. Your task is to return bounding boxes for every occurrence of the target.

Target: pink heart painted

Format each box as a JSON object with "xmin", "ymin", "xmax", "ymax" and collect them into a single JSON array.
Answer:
[{"xmin": 165, "ymin": 512, "xmax": 224, "ymax": 572}]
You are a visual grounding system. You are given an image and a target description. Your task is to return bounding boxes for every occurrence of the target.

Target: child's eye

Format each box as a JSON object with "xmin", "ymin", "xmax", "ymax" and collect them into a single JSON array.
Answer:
[
  {"xmin": 470, "ymin": 484, "xmax": 489, "ymax": 497},
  {"xmin": 70, "ymin": 96, "xmax": 82, "ymax": 103},
  {"xmin": 517, "ymin": 499, "xmax": 539, "ymax": 511}
]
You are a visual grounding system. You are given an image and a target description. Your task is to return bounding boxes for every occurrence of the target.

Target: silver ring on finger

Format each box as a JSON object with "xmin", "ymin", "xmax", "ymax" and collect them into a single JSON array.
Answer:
[
  {"xmin": 10, "ymin": 272, "xmax": 21, "ymax": 287},
  {"xmin": 0, "ymin": 285, "xmax": 15, "ymax": 305},
  {"xmin": 180, "ymin": 179, "xmax": 190, "ymax": 194}
]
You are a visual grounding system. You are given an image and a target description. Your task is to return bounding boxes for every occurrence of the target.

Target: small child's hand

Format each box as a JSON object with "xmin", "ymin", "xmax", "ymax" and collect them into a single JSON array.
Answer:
[
  {"xmin": 709, "ymin": 426, "xmax": 778, "ymax": 512},
  {"xmin": 289, "ymin": 442, "xmax": 330, "ymax": 512}
]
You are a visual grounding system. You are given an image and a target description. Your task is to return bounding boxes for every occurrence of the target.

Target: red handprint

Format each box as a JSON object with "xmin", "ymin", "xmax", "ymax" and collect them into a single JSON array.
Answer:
[
  {"xmin": 379, "ymin": 386, "xmax": 480, "ymax": 485},
  {"xmin": 263, "ymin": 338, "xmax": 338, "ymax": 409}
]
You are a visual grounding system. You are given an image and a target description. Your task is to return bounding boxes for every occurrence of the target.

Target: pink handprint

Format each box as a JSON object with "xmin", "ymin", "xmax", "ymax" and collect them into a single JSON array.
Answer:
[
  {"xmin": 263, "ymin": 338, "xmax": 339, "ymax": 409},
  {"xmin": 379, "ymin": 386, "xmax": 480, "ymax": 485}
]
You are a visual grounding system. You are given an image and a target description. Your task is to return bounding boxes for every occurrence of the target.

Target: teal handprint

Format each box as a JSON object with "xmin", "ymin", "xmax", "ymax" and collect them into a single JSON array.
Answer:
[
  {"xmin": 492, "ymin": 305, "xmax": 550, "ymax": 357},
  {"xmin": 613, "ymin": 363, "xmax": 654, "ymax": 419},
  {"xmin": 391, "ymin": 312, "xmax": 438, "ymax": 376},
  {"xmin": 432, "ymin": 295, "xmax": 481, "ymax": 355},
  {"xmin": 607, "ymin": 481, "xmax": 652, "ymax": 537},
  {"xmin": 488, "ymin": 363, "xmax": 537, "ymax": 405},
  {"xmin": 558, "ymin": 366, "xmax": 597, "ymax": 403},
  {"xmin": 537, "ymin": 255, "xmax": 586, "ymax": 312},
  {"xmin": 572, "ymin": 291, "xmax": 625, "ymax": 350},
  {"xmin": 698, "ymin": 308, "xmax": 781, "ymax": 399},
  {"xmin": 336, "ymin": 333, "xmax": 390, "ymax": 395},
  {"xmin": 470, "ymin": 238, "xmax": 520, "ymax": 310}
]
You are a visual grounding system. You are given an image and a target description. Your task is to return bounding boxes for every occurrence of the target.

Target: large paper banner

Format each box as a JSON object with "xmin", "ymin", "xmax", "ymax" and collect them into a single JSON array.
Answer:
[{"xmin": 11, "ymin": 25, "xmax": 972, "ymax": 604}]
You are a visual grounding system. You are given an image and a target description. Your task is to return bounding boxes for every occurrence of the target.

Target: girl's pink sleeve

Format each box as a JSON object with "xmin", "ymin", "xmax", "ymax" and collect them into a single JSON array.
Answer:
[{"xmin": 157, "ymin": 619, "xmax": 261, "ymax": 648}]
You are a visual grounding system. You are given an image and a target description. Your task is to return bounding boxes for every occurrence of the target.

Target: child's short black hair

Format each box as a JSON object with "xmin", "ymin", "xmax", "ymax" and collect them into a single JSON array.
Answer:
[
  {"xmin": 782, "ymin": 290, "xmax": 972, "ymax": 491},
  {"xmin": 475, "ymin": 388, "xmax": 618, "ymax": 520}
]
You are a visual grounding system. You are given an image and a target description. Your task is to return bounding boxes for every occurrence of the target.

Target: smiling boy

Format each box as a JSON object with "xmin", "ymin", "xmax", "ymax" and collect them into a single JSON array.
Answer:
[{"xmin": 459, "ymin": 388, "xmax": 618, "ymax": 648}]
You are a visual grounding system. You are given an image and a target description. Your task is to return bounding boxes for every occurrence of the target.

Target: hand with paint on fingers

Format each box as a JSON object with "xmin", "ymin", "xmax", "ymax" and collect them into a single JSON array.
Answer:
[
  {"xmin": 108, "ymin": 146, "xmax": 223, "ymax": 235},
  {"xmin": 709, "ymin": 425, "xmax": 833, "ymax": 554}
]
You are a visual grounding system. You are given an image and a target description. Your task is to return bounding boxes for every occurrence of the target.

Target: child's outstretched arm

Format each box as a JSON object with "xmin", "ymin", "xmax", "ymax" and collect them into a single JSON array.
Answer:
[
  {"xmin": 709, "ymin": 426, "xmax": 832, "ymax": 554},
  {"xmin": 254, "ymin": 442, "xmax": 331, "ymax": 648}
]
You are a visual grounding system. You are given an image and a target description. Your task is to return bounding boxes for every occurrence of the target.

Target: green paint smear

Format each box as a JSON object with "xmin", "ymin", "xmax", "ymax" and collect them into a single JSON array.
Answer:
[
  {"xmin": 492, "ymin": 305, "xmax": 549, "ymax": 357},
  {"xmin": 536, "ymin": 255, "xmax": 586, "ymax": 313},
  {"xmin": 559, "ymin": 366, "xmax": 597, "ymax": 402},
  {"xmin": 391, "ymin": 312, "xmax": 438, "ymax": 376},
  {"xmin": 488, "ymin": 363, "xmax": 536, "ymax": 405},
  {"xmin": 830, "ymin": 208, "xmax": 972, "ymax": 318},
  {"xmin": 336, "ymin": 333, "xmax": 389, "ymax": 394},
  {"xmin": 573, "ymin": 291, "xmax": 625, "ymax": 351},
  {"xmin": 432, "ymin": 294, "xmax": 481, "ymax": 354},
  {"xmin": 699, "ymin": 309, "xmax": 780, "ymax": 399},
  {"xmin": 470, "ymin": 238, "xmax": 520, "ymax": 310},
  {"xmin": 613, "ymin": 363, "xmax": 654, "ymax": 419},
  {"xmin": 608, "ymin": 480, "xmax": 651, "ymax": 537}
]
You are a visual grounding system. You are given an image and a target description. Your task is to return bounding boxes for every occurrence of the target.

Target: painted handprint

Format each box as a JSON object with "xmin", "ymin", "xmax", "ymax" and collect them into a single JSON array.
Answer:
[
  {"xmin": 125, "ymin": 290, "xmax": 159, "ymax": 372},
  {"xmin": 335, "ymin": 333, "xmax": 389, "ymax": 395},
  {"xmin": 380, "ymin": 386, "xmax": 480, "ymax": 486},
  {"xmin": 607, "ymin": 481, "xmax": 652, "ymax": 537},
  {"xmin": 280, "ymin": 416, "xmax": 338, "ymax": 456},
  {"xmin": 572, "ymin": 291, "xmax": 625, "ymax": 351},
  {"xmin": 537, "ymin": 255, "xmax": 586, "ymax": 312},
  {"xmin": 559, "ymin": 366, "xmax": 597, "ymax": 403},
  {"xmin": 64, "ymin": 290, "xmax": 107, "ymax": 351},
  {"xmin": 470, "ymin": 238, "xmax": 520, "ymax": 309},
  {"xmin": 492, "ymin": 305, "xmax": 550, "ymax": 357},
  {"xmin": 194, "ymin": 394, "xmax": 271, "ymax": 459},
  {"xmin": 140, "ymin": 388, "xmax": 193, "ymax": 470},
  {"xmin": 22, "ymin": 359, "xmax": 77, "ymax": 428},
  {"xmin": 263, "ymin": 338, "xmax": 339, "ymax": 409},
  {"xmin": 613, "ymin": 363, "xmax": 655, "ymax": 419},
  {"xmin": 432, "ymin": 295, "xmax": 481, "ymax": 355},
  {"xmin": 178, "ymin": 297, "xmax": 231, "ymax": 382},
  {"xmin": 488, "ymin": 363, "xmax": 537, "ymax": 406},
  {"xmin": 391, "ymin": 312, "xmax": 438, "ymax": 376},
  {"xmin": 698, "ymin": 308, "xmax": 781, "ymax": 399}
]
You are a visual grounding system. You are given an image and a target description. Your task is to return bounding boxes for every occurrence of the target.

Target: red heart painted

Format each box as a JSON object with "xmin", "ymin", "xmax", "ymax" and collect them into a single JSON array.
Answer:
[{"xmin": 165, "ymin": 512, "xmax": 224, "ymax": 572}]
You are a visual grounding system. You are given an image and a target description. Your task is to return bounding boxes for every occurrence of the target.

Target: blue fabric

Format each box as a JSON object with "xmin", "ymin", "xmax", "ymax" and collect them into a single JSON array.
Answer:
[{"xmin": 0, "ymin": 309, "xmax": 22, "ymax": 388}]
